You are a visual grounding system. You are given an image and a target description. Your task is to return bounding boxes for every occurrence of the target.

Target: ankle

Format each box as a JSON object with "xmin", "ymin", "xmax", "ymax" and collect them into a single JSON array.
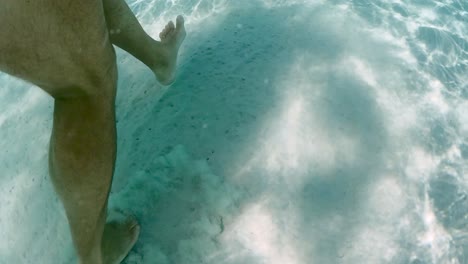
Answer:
[
  {"xmin": 77, "ymin": 243, "xmax": 104, "ymax": 264},
  {"xmin": 144, "ymin": 38, "xmax": 167, "ymax": 69},
  {"xmin": 78, "ymin": 256, "xmax": 103, "ymax": 264}
]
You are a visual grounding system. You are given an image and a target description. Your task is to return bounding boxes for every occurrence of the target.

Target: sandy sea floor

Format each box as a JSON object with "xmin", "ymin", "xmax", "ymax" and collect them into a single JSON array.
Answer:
[{"xmin": 0, "ymin": 0, "xmax": 467, "ymax": 263}]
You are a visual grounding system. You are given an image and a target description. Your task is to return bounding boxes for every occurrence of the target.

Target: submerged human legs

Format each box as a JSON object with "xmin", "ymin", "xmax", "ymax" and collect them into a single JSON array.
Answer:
[
  {"xmin": 102, "ymin": 0, "xmax": 186, "ymax": 85},
  {"xmin": 0, "ymin": 0, "xmax": 186, "ymax": 263},
  {"xmin": 49, "ymin": 80, "xmax": 140, "ymax": 264}
]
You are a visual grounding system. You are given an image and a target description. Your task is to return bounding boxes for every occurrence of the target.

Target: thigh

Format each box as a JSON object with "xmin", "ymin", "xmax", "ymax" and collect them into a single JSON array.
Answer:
[{"xmin": 0, "ymin": 0, "xmax": 116, "ymax": 97}]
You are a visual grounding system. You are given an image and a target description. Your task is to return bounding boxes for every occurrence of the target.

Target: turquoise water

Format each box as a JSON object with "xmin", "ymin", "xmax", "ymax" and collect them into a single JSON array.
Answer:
[{"xmin": 0, "ymin": 0, "xmax": 467, "ymax": 263}]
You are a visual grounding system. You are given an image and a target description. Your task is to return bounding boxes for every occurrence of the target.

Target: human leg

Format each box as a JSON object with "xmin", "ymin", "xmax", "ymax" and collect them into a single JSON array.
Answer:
[
  {"xmin": 0, "ymin": 1, "xmax": 140, "ymax": 263},
  {"xmin": 49, "ymin": 84, "xmax": 140, "ymax": 264},
  {"xmin": 102, "ymin": 0, "xmax": 186, "ymax": 85},
  {"xmin": 49, "ymin": 93, "xmax": 112, "ymax": 264}
]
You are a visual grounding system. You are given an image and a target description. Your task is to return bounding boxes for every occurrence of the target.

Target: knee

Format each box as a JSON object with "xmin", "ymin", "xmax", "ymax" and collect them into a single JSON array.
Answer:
[{"xmin": 48, "ymin": 48, "xmax": 118, "ymax": 101}]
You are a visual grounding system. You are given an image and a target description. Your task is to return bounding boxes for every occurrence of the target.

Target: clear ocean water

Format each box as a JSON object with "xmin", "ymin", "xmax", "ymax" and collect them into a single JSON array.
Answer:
[{"xmin": 0, "ymin": 0, "xmax": 467, "ymax": 263}]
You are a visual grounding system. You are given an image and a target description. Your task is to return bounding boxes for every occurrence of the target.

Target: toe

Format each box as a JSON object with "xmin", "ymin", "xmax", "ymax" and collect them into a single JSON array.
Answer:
[
  {"xmin": 161, "ymin": 22, "xmax": 175, "ymax": 39},
  {"xmin": 176, "ymin": 15, "xmax": 185, "ymax": 29},
  {"xmin": 160, "ymin": 30, "xmax": 168, "ymax": 40},
  {"xmin": 130, "ymin": 222, "xmax": 139, "ymax": 232},
  {"xmin": 160, "ymin": 28, "xmax": 170, "ymax": 39},
  {"xmin": 131, "ymin": 225, "xmax": 140, "ymax": 242},
  {"xmin": 127, "ymin": 217, "xmax": 138, "ymax": 229},
  {"xmin": 168, "ymin": 21, "xmax": 175, "ymax": 30},
  {"xmin": 128, "ymin": 218, "xmax": 140, "ymax": 244}
]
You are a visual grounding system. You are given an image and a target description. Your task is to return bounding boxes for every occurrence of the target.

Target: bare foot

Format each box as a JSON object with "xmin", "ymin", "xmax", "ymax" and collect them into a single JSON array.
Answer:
[
  {"xmin": 153, "ymin": 15, "xmax": 186, "ymax": 85},
  {"xmin": 101, "ymin": 214, "xmax": 140, "ymax": 264}
]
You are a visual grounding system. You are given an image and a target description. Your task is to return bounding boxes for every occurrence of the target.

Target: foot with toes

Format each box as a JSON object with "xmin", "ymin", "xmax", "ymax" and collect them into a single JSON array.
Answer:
[
  {"xmin": 152, "ymin": 15, "xmax": 186, "ymax": 85},
  {"xmin": 101, "ymin": 213, "xmax": 140, "ymax": 264}
]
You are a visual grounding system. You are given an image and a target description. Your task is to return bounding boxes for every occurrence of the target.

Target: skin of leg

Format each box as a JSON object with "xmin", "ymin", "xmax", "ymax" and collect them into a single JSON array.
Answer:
[
  {"xmin": 102, "ymin": 0, "xmax": 186, "ymax": 85},
  {"xmin": 49, "ymin": 79, "xmax": 118, "ymax": 263},
  {"xmin": 0, "ymin": 1, "xmax": 136, "ymax": 263},
  {"xmin": 0, "ymin": 0, "xmax": 184, "ymax": 262},
  {"xmin": 102, "ymin": 0, "xmax": 161, "ymax": 69}
]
